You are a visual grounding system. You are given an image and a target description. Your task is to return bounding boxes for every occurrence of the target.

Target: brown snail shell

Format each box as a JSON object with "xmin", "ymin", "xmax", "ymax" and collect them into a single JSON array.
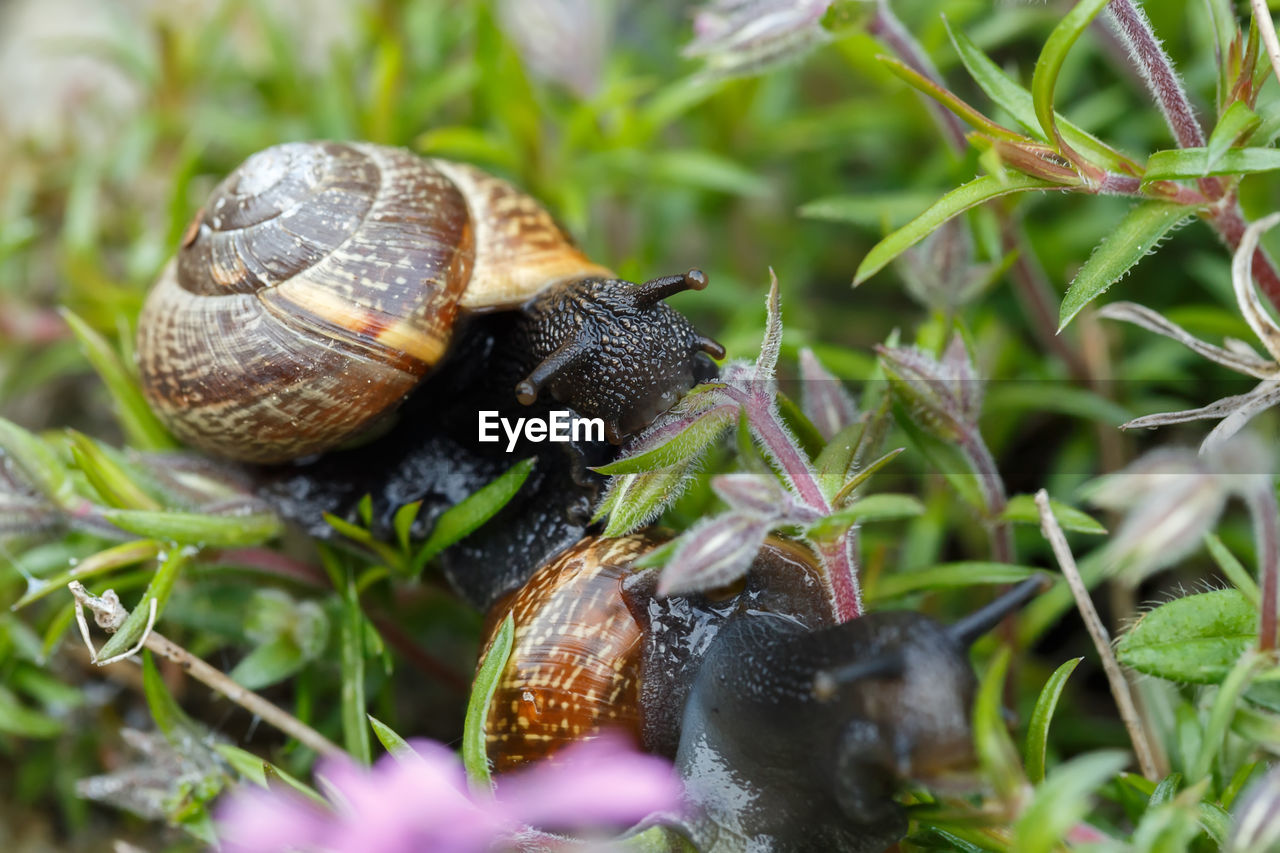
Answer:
[
  {"xmin": 136, "ymin": 141, "xmax": 611, "ymax": 463},
  {"xmin": 478, "ymin": 531, "xmax": 836, "ymax": 772}
]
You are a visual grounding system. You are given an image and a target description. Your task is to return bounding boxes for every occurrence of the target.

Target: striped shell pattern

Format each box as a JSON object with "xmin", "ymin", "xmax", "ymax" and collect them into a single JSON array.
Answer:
[{"xmin": 136, "ymin": 141, "xmax": 610, "ymax": 463}]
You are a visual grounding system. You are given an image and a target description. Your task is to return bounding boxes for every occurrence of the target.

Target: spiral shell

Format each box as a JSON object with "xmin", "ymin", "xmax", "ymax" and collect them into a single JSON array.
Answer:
[{"xmin": 137, "ymin": 141, "xmax": 610, "ymax": 463}]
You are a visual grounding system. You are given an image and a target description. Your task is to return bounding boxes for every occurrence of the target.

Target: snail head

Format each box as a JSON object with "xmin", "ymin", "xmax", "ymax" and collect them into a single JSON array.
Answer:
[{"xmin": 514, "ymin": 269, "xmax": 725, "ymax": 443}]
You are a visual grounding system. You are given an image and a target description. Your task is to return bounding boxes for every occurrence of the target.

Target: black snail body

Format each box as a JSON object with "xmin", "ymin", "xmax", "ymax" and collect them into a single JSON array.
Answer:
[
  {"xmin": 136, "ymin": 140, "xmax": 723, "ymax": 463},
  {"xmin": 478, "ymin": 533, "xmax": 1045, "ymax": 853}
]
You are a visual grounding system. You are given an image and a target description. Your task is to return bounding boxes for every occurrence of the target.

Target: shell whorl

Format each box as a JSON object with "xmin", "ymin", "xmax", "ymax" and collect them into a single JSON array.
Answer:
[
  {"xmin": 480, "ymin": 532, "xmax": 660, "ymax": 772},
  {"xmin": 136, "ymin": 141, "xmax": 608, "ymax": 464}
]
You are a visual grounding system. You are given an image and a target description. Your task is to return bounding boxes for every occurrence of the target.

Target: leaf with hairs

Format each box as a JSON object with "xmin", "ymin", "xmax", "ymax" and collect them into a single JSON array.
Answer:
[
  {"xmin": 1059, "ymin": 202, "xmax": 1193, "ymax": 330},
  {"xmin": 855, "ymin": 173, "xmax": 1059, "ymax": 285}
]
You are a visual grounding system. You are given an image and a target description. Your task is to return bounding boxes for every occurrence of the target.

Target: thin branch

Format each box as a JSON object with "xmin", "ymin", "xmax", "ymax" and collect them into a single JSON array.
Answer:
[
  {"xmin": 68, "ymin": 581, "xmax": 344, "ymax": 758},
  {"xmin": 1251, "ymin": 0, "xmax": 1280, "ymax": 90},
  {"xmin": 1035, "ymin": 491, "xmax": 1163, "ymax": 781}
]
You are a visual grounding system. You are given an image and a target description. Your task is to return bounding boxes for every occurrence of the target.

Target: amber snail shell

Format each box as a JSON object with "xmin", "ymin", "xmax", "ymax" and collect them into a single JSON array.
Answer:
[
  {"xmin": 478, "ymin": 530, "xmax": 837, "ymax": 772},
  {"xmin": 136, "ymin": 141, "xmax": 613, "ymax": 464}
]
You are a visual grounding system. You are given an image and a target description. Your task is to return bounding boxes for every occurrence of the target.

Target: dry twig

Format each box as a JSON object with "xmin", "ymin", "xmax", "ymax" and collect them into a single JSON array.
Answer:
[
  {"xmin": 68, "ymin": 581, "xmax": 343, "ymax": 758},
  {"xmin": 1035, "ymin": 490, "xmax": 1163, "ymax": 781}
]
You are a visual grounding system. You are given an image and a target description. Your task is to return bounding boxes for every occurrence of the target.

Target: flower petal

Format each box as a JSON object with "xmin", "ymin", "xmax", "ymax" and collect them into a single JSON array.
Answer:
[
  {"xmin": 1200, "ymin": 380, "xmax": 1280, "ymax": 456},
  {"xmin": 1231, "ymin": 211, "xmax": 1280, "ymax": 363},
  {"xmin": 494, "ymin": 733, "xmax": 683, "ymax": 831},
  {"xmin": 1098, "ymin": 301, "xmax": 1278, "ymax": 378},
  {"xmin": 657, "ymin": 512, "xmax": 772, "ymax": 596}
]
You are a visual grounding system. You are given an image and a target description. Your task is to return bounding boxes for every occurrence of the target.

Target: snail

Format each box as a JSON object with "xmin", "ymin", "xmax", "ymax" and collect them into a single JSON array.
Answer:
[
  {"xmin": 477, "ymin": 531, "xmax": 1045, "ymax": 852},
  {"xmin": 135, "ymin": 141, "xmax": 724, "ymax": 464}
]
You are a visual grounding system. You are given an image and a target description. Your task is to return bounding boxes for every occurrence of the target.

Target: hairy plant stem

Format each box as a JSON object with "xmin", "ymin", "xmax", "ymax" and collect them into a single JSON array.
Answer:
[
  {"xmin": 725, "ymin": 386, "xmax": 862, "ymax": 620},
  {"xmin": 1246, "ymin": 483, "xmax": 1280, "ymax": 651},
  {"xmin": 1036, "ymin": 492, "xmax": 1164, "ymax": 781},
  {"xmin": 959, "ymin": 427, "xmax": 1013, "ymax": 564}
]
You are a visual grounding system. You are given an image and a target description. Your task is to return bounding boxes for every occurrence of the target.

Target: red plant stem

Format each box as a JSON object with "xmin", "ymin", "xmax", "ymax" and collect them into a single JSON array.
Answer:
[
  {"xmin": 1106, "ymin": 0, "xmax": 1207, "ymax": 149},
  {"xmin": 1105, "ymin": 0, "xmax": 1228, "ymax": 191},
  {"xmin": 725, "ymin": 386, "xmax": 862, "ymax": 620},
  {"xmin": 1247, "ymin": 483, "xmax": 1279, "ymax": 651},
  {"xmin": 1209, "ymin": 199, "xmax": 1280, "ymax": 311},
  {"xmin": 958, "ymin": 426, "xmax": 1014, "ymax": 564}
]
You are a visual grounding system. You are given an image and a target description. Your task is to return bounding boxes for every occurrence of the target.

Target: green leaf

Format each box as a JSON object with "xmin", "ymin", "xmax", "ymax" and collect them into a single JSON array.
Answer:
[
  {"xmin": 807, "ymin": 493, "xmax": 924, "ymax": 540},
  {"xmin": 946, "ymin": 22, "xmax": 1138, "ymax": 174},
  {"xmin": 0, "ymin": 418, "xmax": 74, "ymax": 508},
  {"xmin": 213, "ymin": 744, "xmax": 327, "ymax": 805},
  {"xmin": 877, "ymin": 54, "xmax": 1027, "ymax": 142},
  {"xmin": 97, "ymin": 548, "xmax": 191, "ymax": 661},
  {"xmin": 814, "ymin": 420, "xmax": 866, "ymax": 501},
  {"xmin": 141, "ymin": 650, "xmax": 199, "ymax": 740},
  {"xmin": 11, "ymin": 539, "xmax": 162, "ymax": 609},
  {"xmin": 339, "ymin": 571, "xmax": 371, "ymax": 766},
  {"xmin": 393, "ymin": 501, "xmax": 422, "ymax": 554},
  {"xmin": 646, "ymin": 149, "xmax": 770, "ymax": 198},
  {"xmin": 368, "ymin": 714, "xmax": 415, "ymax": 760},
  {"xmin": 1001, "ymin": 494, "xmax": 1105, "ymax": 534},
  {"xmin": 1013, "ymin": 751, "xmax": 1129, "ymax": 853},
  {"xmin": 776, "ymin": 392, "xmax": 826, "ymax": 461},
  {"xmin": 0, "ymin": 685, "xmax": 62, "ymax": 738},
  {"xmin": 798, "ymin": 191, "xmax": 944, "ymax": 229},
  {"xmin": 464, "ymin": 612, "xmax": 513, "ymax": 791},
  {"xmin": 600, "ymin": 464, "xmax": 694, "ymax": 537},
  {"xmin": 593, "ymin": 407, "xmax": 736, "ymax": 475},
  {"xmin": 60, "ymin": 309, "xmax": 178, "ymax": 452},
  {"xmin": 870, "ymin": 562, "xmax": 1040, "ymax": 600},
  {"xmin": 1116, "ymin": 588, "xmax": 1256, "ymax": 684},
  {"xmin": 1143, "ymin": 146, "xmax": 1280, "ymax": 181},
  {"xmin": 1058, "ymin": 202, "xmax": 1194, "ymax": 330},
  {"xmin": 102, "ymin": 508, "xmax": 283, "ymax": 547},
  {"xmin": 229, "ymin": 637, "xmax": 305, "ymax": 691},
  {"xmin": 614, "ymin": 826, "xmax": 700, "ymax": 853},
  {"xmin": 1192, "ymin": 651, "xmax": 1264, "ymax": 781},
  {"xmin": 855, "ymin": 173, "xmax": 1058, "ymax": 285},
  {"xmin": 974, "ymin": 646, "xmax": 1023, "ymax": 800},
  {"xmin": 1025, "ymin": 657, "xmax": 1082, "ymax": 784},
  {"xmin": 1207, "ymin": 101, "xmax": 1262, "ymax": 169},
  {"xmin": 1030, "ymin": 0, "xmax": 1112, "ymax": 147},
  {"xmin": 1205, "ymin": 533, "xmax": 1261, "ymax": 605},
  {"xmin": 831, "ymin": 448, "xmax": 904, "ymax": 509},
  {"xmin": 412, "ymin": 457, "xmax": 535, "ymax": 572},
  {"xmin": 68, "ymin": 432, "xmax": 161, "ymax": 510}
]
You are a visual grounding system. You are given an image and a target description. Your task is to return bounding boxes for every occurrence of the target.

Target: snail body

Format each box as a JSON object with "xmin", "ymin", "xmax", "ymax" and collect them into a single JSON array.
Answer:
[
  {"xmin": 478, "ymin": 534, "xmax": 1044, "ymax": 852},
  {"xmin": 137, "ymin": 141, "xmax": 722, "ymax": 463}
]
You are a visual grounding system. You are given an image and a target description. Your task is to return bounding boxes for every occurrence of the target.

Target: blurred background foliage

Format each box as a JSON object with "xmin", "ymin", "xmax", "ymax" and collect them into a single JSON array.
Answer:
[{"xmin": 2, "ymin": 0, "xmax": 1280, "ymax": 849}]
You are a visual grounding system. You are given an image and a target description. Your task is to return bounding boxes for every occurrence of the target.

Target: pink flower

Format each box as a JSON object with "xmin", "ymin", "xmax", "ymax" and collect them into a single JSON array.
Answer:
[{"xmin": 215, "ymin": 734, "xmax": 682, "ymax": 853}]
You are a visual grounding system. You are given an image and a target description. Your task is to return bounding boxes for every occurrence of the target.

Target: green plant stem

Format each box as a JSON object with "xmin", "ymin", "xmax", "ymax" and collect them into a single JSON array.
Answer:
[{"xmin": 1245, "ymin": 482, "xmax": 1280, "ymax": 650}]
